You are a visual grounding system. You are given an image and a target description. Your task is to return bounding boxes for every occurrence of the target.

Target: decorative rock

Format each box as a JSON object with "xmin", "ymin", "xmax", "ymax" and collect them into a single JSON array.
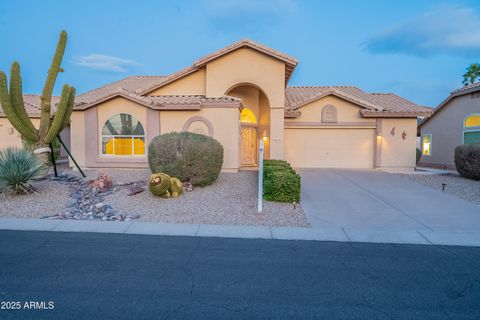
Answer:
[
  {"xmin": 127, "ymin": 185, "xmax": 145, "ymax": 196},
  {"xmin": 54, "ymin": 171, "xmax": 143, "ymax": 222},
  {"xmin": 182, "ymin": 182, "xmax": 194, "ymax": 192}
]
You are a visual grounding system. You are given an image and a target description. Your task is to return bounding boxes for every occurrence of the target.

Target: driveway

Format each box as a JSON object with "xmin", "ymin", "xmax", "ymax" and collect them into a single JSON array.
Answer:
[{"xmin": 300, "ymin": 169, "xmax": 480, "ymax": 233}]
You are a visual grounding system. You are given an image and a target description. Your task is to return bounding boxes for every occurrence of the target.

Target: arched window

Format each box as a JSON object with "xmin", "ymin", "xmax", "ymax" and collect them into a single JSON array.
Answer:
[
  {"xmin": 321, "ymin": 105, "xmax": 337, "ymax": 123},
  {"xmin": 463, "ymin": 114, "xmax": 480, "ymax": 145},
  {"xmin": 240, "ymin": 108, "xmax": 257, "ymax": 124},
  {"xmin": 101, "ymin": 113, "xmax": 145, "ymax": 156}
]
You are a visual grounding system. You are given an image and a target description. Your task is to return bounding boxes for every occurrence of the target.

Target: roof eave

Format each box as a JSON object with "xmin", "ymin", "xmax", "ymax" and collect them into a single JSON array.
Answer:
[{"xmin": 361, "ymin": 110, "xmax": 433, "ymax": 118}]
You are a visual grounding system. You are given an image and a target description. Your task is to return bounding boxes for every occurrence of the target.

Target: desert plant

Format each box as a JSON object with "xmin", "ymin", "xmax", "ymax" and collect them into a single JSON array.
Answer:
[
  {"xmin": 169, "ymin": 177, "xmax": 183, "ymax": 198},
  {"xmin": 148, "ymin": 132, "xmax": 223, "ymax": 186},
  {"xmin": 148, "ymin": 173, "xmax": 184, "ymax": 198},
  {"xmin": 0, "ymin": 147, "xmax": 48, "ymax": 194},
  {"xmin": 454, "ymin": 144, "xmax": 480, "ymax": 180},
  {"xmin": 0, "ymin": 31, "xmax": 76, "ymax": 163},
  {"xmin": 416, "ymin": 147, "xmax": 422, "ymax": 163},
  {"xmin": 149, "ymin": 173, "xmax": 172, "ymax": 197}
]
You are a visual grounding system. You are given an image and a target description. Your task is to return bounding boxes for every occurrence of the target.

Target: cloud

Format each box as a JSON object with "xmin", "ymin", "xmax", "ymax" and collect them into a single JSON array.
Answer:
[
  {"xmin": 74, "ymin": 54, "xmax": 140, "ymax": 72},
  {"xmin": 364, "ymin": 6, "xmax": 480, "ymax": 57}
]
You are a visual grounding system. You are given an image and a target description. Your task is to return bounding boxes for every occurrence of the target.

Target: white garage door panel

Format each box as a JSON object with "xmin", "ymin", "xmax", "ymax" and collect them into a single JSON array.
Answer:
[{"xmin": 285, "ymin": 128, "xmax": 375, "ymax": 168}]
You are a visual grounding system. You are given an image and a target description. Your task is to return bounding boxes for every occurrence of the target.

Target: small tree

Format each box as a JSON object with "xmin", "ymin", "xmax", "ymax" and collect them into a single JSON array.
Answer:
[
  {"xmin": 462, "ymin": 63, "xmax": 480, "ymax": 86},
  {"xmin": 0, "ymin": 31, "xmax": 76, "ymax": 163}
]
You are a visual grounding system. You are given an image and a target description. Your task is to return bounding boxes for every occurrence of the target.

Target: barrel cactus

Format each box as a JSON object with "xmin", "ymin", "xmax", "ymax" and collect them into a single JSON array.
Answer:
[
  {"xmin": 169, "ymin": 177, "xmax": 183, "ymax": 198},
  {"xmin": 0, "ymin": 31, "xmax": 76, "ymax": 163},
  {"xmin": 148, "ymin": 173, "xmax": 171, "ymax": 197}
]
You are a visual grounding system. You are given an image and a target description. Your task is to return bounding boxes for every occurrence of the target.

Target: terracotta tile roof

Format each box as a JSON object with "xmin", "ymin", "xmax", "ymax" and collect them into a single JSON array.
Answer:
[
  {"xmin": 74, "ymin": 88, "xmax": 242, "ymax": 111},
  {"xmin": 285, "ymin": 86, "xmax": 432, "ymax": 117},
  {"xmin": 451, "ymin": 82, "xmax": 480, "ymax": 95},
  {"xmin": 419, "ymin": 82, "xmax": 480, "ymax": 127},
  {"xmin": 75, "ymin": 76, "xmax": 167, "ymax": 104},
  {"xmin": 0, "ymin": 94, "xmax": 60, "ymax": 118}
]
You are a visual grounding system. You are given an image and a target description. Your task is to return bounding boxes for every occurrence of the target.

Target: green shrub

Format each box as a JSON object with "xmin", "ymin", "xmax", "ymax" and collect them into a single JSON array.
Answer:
[
  {"xmin": 263, "ymin": 159, "xmax": 300, "ymax": 203},
  {"xmin": 416, "ymin": 147, "xmax": 422, "ymax": 163},
  {"xmin": 0, "ymin": 147, "xmax": 48, "ymax": 194},
  {"xmin": 148, "ymin": 132, "xmax": 223, "ymax": 186},
  {"xmin": 264, "ymin": 159, "xmax": 290, "ymax": 167},
  {"xmin": 454, "ymin": 144, "xmax": 480, "ymax": 180}
]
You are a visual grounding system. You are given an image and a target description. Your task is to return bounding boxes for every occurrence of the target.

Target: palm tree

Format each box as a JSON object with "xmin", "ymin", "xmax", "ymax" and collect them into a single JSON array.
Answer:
[{"xmin": 462, "ymin": 63, "xmax": 480, "ymax": 86}]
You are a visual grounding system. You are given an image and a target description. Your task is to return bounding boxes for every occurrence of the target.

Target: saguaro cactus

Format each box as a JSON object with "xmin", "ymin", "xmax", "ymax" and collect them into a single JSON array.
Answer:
[{"xmin": 0, "ymin": 31, "xmax": 76, "ymax": 162}]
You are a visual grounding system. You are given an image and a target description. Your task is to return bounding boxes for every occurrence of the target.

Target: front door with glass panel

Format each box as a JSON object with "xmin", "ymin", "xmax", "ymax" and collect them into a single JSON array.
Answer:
[{"xmin": 241, "ymin": 127, "xmax": 257, "ymax": 166}]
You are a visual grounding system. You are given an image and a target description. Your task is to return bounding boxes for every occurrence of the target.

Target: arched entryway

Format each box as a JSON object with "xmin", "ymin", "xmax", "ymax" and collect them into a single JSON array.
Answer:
[{"xmin": 226, "ymin": 84, "xmax": 270, "ymax": 167}]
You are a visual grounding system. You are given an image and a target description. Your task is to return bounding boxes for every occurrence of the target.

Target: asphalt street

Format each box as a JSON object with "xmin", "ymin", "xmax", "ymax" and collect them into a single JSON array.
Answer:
[{"xmin": 0, "ymin": 230, "xmax": 479, "ymax": 319}]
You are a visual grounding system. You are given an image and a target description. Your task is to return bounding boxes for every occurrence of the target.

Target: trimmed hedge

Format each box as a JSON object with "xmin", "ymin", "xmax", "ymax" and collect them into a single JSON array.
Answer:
[
  {"xmin": 455, "ymin": 144, "xmax": 480, "ymax": 180},
  {"xmin": 263, "ymin": 159, "xmax": 300, "ymax": 203},
  {"xmin": 148, "ymin": 132, "xmax": 223, "ymax": 186}
]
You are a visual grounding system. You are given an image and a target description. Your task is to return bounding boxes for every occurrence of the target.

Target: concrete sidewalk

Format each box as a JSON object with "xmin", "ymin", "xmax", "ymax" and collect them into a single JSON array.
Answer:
[{"xmin": 1, "ymin": 218, "xmax": 480, "ymax": 247}]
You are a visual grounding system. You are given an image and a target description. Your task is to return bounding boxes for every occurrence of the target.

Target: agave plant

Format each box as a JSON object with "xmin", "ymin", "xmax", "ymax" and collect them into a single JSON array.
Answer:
[{"xmin": 0, "ymin": 147, "xmax": 48, "ymax": 195}]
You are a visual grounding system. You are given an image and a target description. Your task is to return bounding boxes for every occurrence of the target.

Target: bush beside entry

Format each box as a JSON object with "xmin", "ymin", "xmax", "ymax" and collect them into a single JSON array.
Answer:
[
  {"xmin": 263, "ymin": 159, "xmax": 301, "ymax": 203},
  {"xmin": 455, "ymin": 144, "xmax": 480, "ymax": 180},
  {"xmin": 148, "ymin": 132, "xmax": 223, "ymax": 186}
]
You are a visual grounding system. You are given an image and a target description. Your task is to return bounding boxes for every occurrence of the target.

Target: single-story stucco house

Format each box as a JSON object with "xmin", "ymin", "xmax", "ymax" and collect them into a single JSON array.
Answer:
[
  {"xmin": 418, "ymin": 82, "xmax": 480, "ymax": 169},
  {"xmin": 0, "ymin": 39, "xmax": 432, "ymax": 171}
]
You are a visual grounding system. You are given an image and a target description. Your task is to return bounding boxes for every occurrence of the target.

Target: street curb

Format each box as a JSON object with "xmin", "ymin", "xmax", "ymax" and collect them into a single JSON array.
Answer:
[{"xmin": 0, "ymin": 218, "xmax": 479, "ymax": 247}]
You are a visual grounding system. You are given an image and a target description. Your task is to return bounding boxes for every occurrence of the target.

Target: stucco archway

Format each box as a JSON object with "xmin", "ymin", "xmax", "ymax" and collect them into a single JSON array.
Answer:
[{"xmin": 225, "ymin": 83, "xmax": 271, "ymax": 165}]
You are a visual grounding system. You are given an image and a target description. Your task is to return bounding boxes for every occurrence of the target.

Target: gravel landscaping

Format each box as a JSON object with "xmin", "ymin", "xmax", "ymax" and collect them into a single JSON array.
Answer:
[
  {"xmin": 105, "ymin": 171, "xmax": 309, "ymax": 227},
  {"xmin": 397, "ymin": 172, "xmax": 480, "ymax": 205},
  {"xmin": 0, "ymin": 168, "xmax": 309, "ymax": 227},
  {"xmin": 0, "ymin": 179, "xmax": 69, "ymax": 218}
]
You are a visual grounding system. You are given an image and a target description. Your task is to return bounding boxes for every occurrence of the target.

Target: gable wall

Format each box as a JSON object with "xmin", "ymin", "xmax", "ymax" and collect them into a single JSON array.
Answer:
[
  {"xmin": 148, "ymin": 68, "xmax": 206, "ymax": 96},
  {"xmin": 287, "ymin": 96, "xmax": 374, "ymax": 124}
]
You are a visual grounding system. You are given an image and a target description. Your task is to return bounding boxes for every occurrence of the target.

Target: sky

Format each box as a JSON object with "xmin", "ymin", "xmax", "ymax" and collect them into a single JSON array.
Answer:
[{"xmin": 1, "ymin": 0, "xmax": 480, "ymax": 107}]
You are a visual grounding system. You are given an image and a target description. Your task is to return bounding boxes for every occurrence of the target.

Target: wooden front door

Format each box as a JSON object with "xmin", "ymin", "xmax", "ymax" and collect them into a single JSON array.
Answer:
[{"xmin": 241, "ymin": 127, "xmax": 257, "ymax": 166}]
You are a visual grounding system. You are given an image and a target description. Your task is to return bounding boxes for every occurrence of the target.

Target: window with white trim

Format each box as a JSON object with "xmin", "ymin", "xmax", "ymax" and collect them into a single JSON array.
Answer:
[
  {"xmin": 463, "ymin": 114, "xmax": 480, "ymax": 145},
  {"xmin": 101, "ymin": 114, "xmax": 145, "ymax": 156}
]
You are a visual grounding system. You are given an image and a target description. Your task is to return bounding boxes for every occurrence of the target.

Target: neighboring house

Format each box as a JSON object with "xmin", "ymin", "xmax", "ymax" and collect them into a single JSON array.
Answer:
[
  {"xmin": 0, "ymin": 39, "xmax": 431, "ymax": 171},
  {"xmin": 419, "ymin": 82, "xmax": 480, "ymax": 169}
]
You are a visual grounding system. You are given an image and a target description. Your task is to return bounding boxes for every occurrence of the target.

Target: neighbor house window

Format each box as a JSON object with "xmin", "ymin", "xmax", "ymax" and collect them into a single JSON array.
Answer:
[
  {"xmin": 101, "ymin": 113, "xmax": 145, "ymax": 156},
  {"xmin": 321, "ymin": 105, "xmax": 337, "ymax": 123},
  {"xmin": 463, "ymin": 114, "xmax": 480, "ymax": 145},
  {"xmin": 422, "ymin": 134, "xmax": 432, "ymax": 156}
]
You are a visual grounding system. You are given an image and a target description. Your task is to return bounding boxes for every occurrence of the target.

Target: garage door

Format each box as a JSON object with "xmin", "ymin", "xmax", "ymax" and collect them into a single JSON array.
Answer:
[{"xmin": 284, "ymin": 128, "xmax": 375, "ymax": 168}]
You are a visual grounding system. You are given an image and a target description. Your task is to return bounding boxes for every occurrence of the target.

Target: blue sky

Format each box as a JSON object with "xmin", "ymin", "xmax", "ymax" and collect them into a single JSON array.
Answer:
[{"xmin": 1, "ymin": 0, "xmax": 480, "ymax": 107}]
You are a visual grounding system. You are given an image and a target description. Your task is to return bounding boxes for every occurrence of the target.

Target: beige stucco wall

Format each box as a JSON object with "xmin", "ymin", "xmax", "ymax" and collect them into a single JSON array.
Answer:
[
  {"xmin": 0, "ymin": 118, "xmax": 40, "ymax": 149},
  {"xmin": 148, "ymin": 68, "xmax": 206, "ymax": 96},
  {"xmin": 70, "ymin": 111, "xmax": 87, "ymax": 167},
  {"xmin": 378, "ymin": 118, "xmax": 417, "ymax": 170},
  {"xmin": 160, "ymin": 107, "xmax": 240, "ymax": 170},
  {"xmin": 420, "ymin": 94, "xmax": 479, "ymax": 167},
  {"xmin": 228, "ymin": 86, "xmax": 260, "ymax": 116},
  {"xmin": 205, "ymin": 48, "xmax": 286, "ymax": 159},
  {"xmin": 287, "ymin": 95, "xmax": 373, "ymax": 124},
  {"xmin": 283, "ymin": 96, "xmax": 417, "ymax": 170}
]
